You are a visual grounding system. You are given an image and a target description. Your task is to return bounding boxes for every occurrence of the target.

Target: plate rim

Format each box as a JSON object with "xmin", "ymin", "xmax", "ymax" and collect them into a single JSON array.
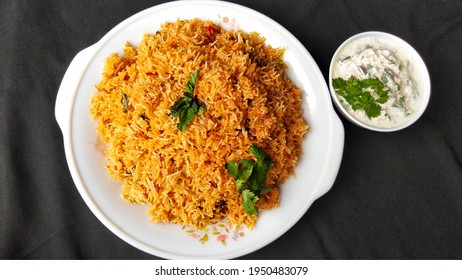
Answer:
[{"xmin": 56, "ymin": 0, "xmax": 344, "ymax": 259}]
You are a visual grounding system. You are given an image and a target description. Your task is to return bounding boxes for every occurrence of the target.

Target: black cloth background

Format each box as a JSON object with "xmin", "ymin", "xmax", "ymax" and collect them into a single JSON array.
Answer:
[{"xmin": 1, "ymin": 0, "xmax": 461, "ymax": 259}]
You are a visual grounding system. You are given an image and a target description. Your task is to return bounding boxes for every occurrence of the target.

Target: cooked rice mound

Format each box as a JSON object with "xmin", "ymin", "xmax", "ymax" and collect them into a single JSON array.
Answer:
[{"xmin": 90, "ymin": 19, "xmax": 308, "ymax": 229}]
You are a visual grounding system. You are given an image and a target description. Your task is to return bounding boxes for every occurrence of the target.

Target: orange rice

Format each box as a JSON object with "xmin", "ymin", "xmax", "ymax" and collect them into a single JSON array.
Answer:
[{"xmin": 90, "ymin": 19, "xmax": 308, "ymax": 229}]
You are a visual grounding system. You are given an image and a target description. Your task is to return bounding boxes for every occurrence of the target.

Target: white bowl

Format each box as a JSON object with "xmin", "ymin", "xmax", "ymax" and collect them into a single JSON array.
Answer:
[
  {"xmin": 328, "ymin": 31, "xmax": 431, "ymax": 132},
  {"xmin": 55, "ymin": 0, "xmax": 344, "ymax": 259}
]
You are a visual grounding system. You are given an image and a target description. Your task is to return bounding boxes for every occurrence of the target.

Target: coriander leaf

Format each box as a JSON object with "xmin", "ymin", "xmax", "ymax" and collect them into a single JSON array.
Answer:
[
  {"xmin": 259, "ymin": 187, "xmax": 272, "ymax": 196},
  {"xmin": 227, "ymin": 160, "xmax": 253, "ymax": 191},
  {"xmin": 332, "ymin": 76, "xmax": 389, "ymax": 119},
  {"xmin": 248, "ymin": 144, "xmax": 274, "ymax": 193},
  {"xmin": 226, "ymin": 161, "xmax": 239, "ymax": 180},
  {"xmin": 236, "ymin": 159, "xmax": 254, "ymax": 190},
  {"xmin": 249, "ymin": 144, "xmax": 266, "ymax": 165},
  {"xmin": 364, "ymin": 102, "xmax": 381, "ymax": 118},
  {"xmin": 226, "ymin": 144, "xmax": 274, "ymax": 215},
  {"xmin": 363, "ymin": 78, "xmax": 389, "ymax": 104},
  {"xmin": 332, "ymin": 77, "xmax": 346, "ymax": 92},
  {"xmin": 240, "ymin": 158, "xmax": 256, "ymax": 170},
  {"xmin": 236, "ymin": 166, "xmax": 253, "ymax": 191},
  {"xmin": 241, "ymin": 189, "xmax": 259, "ymax": 215},
  {"xmin": 344, "ymin": 76, "xmax": 361, "ymax": 94}
]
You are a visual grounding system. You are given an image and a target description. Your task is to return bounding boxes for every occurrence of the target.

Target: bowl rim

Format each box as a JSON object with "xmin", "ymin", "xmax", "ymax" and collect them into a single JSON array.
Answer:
[{"xmin": 328, "ymin": 31, "xmax": 431, "ymax": 132}]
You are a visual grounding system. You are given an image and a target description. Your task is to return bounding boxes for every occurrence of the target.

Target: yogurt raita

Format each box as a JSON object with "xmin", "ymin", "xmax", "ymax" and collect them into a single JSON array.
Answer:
[{"xmin": 331, "ymin": 37, "xmax": 420, "ymax": 128}]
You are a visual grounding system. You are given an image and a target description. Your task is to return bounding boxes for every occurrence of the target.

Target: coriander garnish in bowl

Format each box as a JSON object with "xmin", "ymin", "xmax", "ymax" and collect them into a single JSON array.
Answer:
[{"xmin": 328, "ymin": 31, "xmax": 431, "ymax": 132}]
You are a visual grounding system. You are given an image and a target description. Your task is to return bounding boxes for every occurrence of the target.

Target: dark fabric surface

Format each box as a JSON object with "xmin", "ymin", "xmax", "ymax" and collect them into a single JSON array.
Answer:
[{"xmin": 1, "ymin": 0, "xmax": 461, "ymax": 259}]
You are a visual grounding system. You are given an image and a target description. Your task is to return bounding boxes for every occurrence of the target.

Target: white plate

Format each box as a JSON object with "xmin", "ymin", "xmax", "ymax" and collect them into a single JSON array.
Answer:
[{"xmin": 55, "ymin": 0, "xmax": 344, "ymax": 259}]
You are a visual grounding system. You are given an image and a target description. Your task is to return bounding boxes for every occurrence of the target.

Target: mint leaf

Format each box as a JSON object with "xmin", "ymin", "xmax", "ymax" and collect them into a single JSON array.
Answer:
[
  {"xmin": 197, "ymin": 104, "xmax": 206, "ymax": 115},
  {"xmin": 185, "ymin": 70, "xmax": 200, "ymax": 94},
  {"xmin": 170, "ymin": 70, "xmax": 205, "ymax": 131},
  {"xmin": 170, "ymin": 97, "xmax": 189, "ymax": 116},
  {"xmin": 177, "ymin": 106, "xmax": 197, "ymax": 132}
]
